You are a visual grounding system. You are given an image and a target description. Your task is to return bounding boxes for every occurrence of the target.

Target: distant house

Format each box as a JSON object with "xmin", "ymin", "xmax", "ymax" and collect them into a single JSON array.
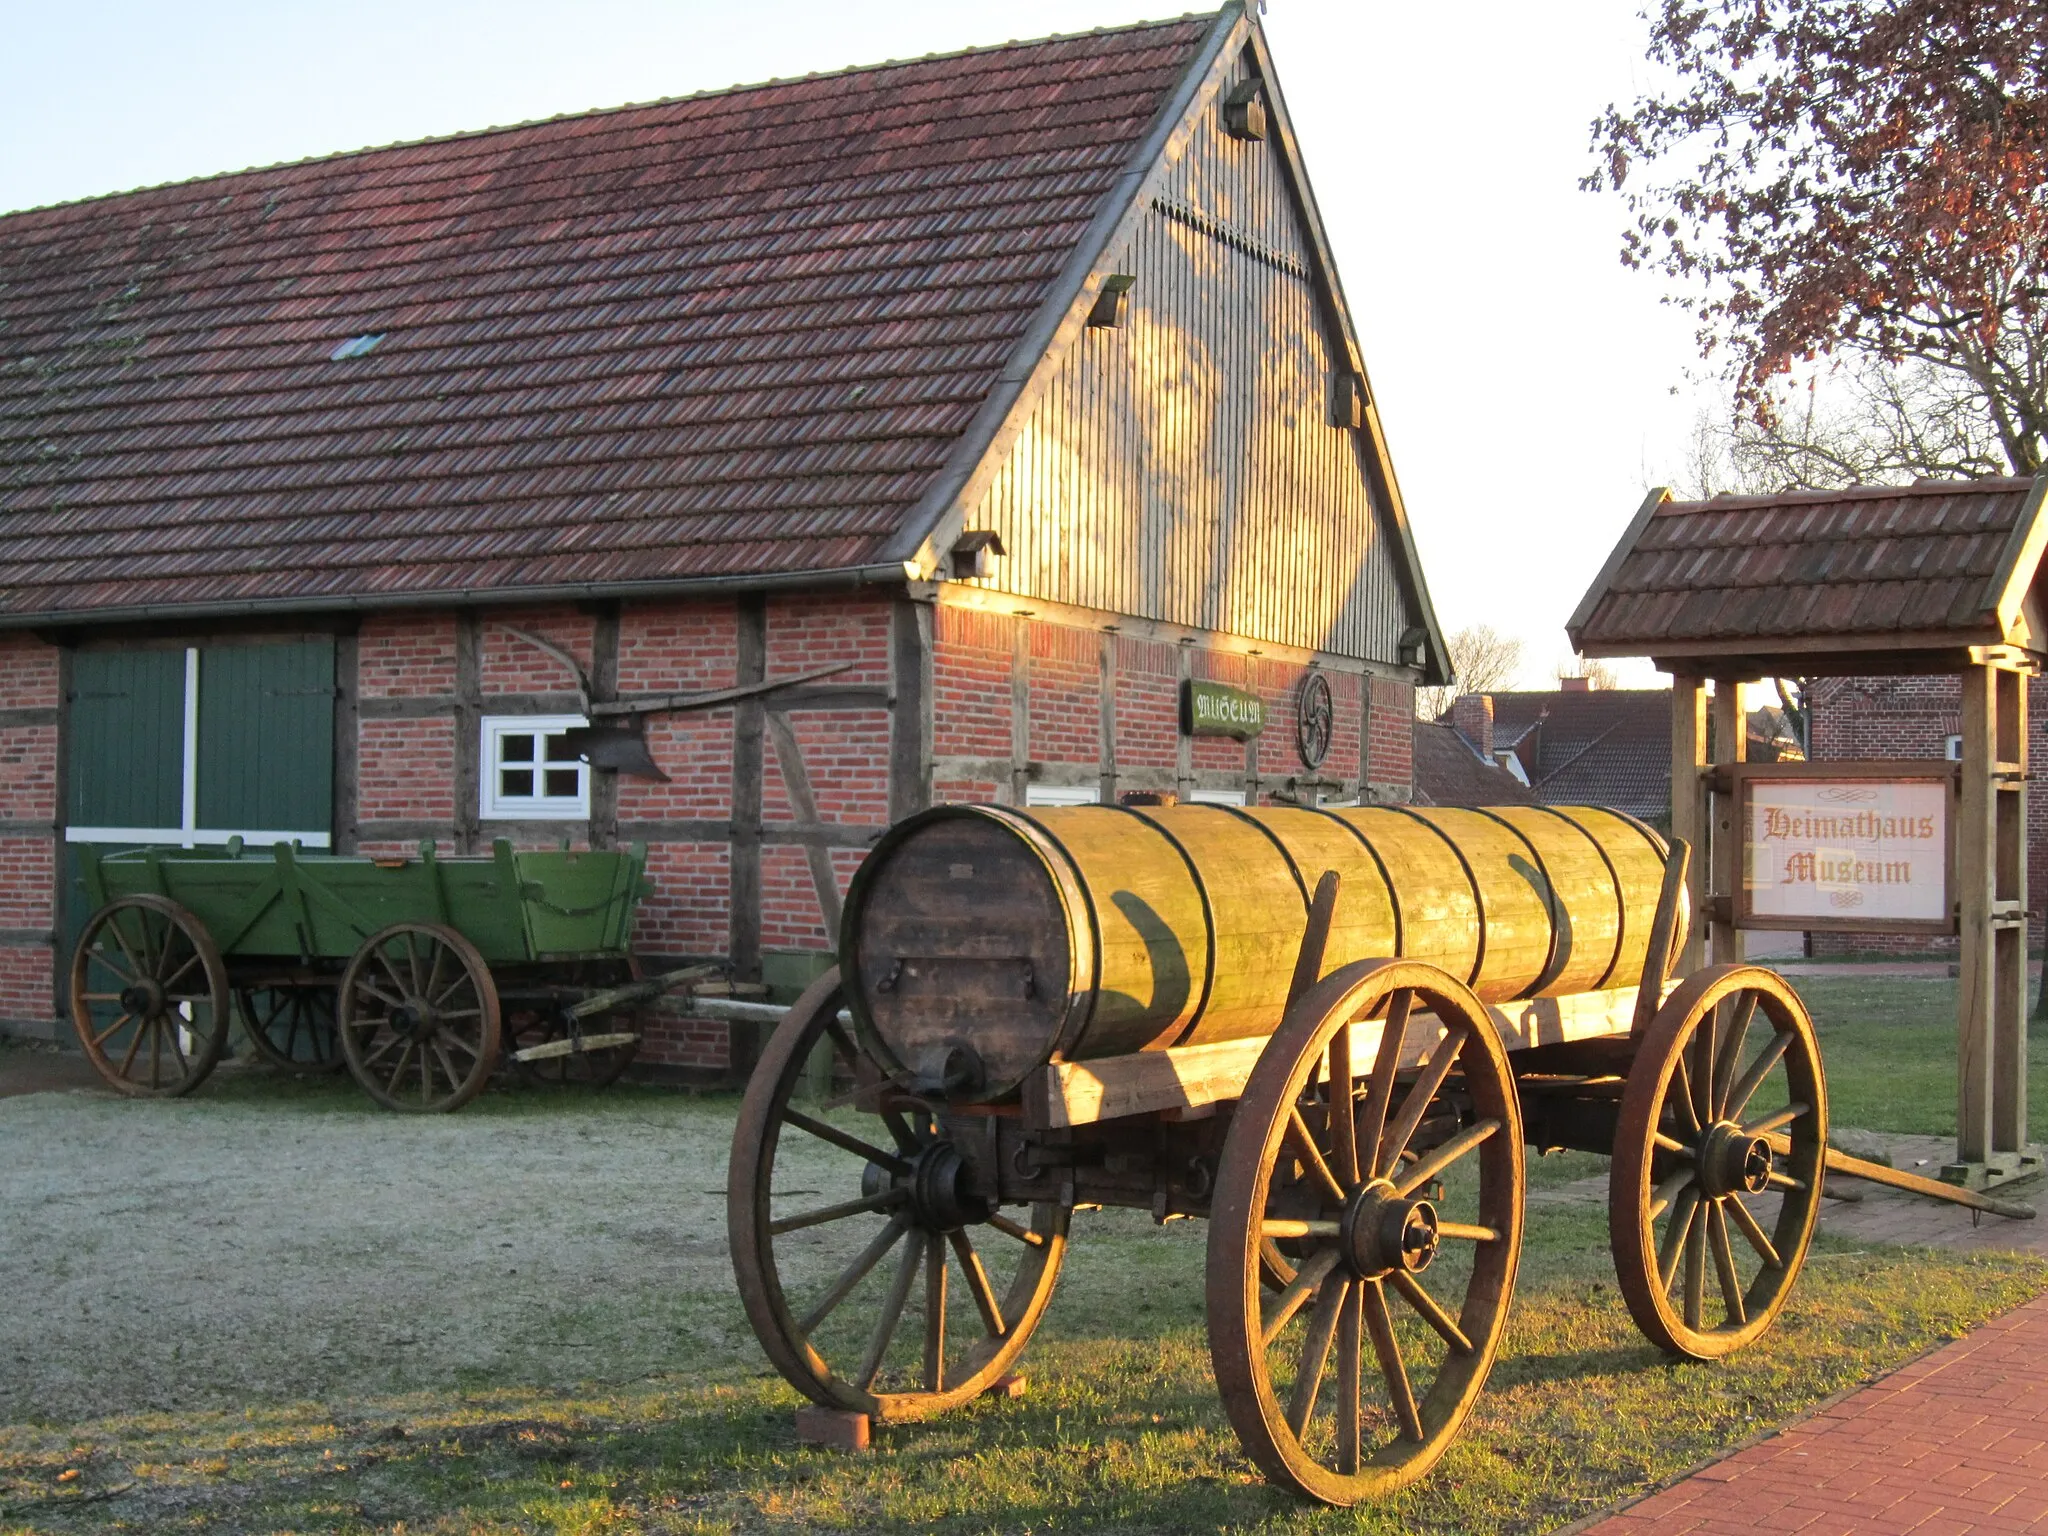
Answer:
[
  {"xmin": 1410, "ymin": 719, "xmax": 1536, "ymax": 807},
  {"xmin": 1446, "ymin": 684, "xmax": 1671, "ymax": 826}
]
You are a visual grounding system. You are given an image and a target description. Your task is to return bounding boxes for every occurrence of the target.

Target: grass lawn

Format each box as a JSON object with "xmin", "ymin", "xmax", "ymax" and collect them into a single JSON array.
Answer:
[
  {"xmin": 4, "ymin": 971, "xmax": 2044, "ymax": 1534},
  {"xmin": 1792, "ymin": 972, "xmax": 2048, "ymax": 1138}
]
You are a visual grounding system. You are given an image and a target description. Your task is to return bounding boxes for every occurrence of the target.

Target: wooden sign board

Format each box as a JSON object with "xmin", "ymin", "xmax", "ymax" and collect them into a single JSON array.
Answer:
[
  {"xmin": 1181, "ymin": 679, "xmax": 1264, "ymax": 739},
  {"xmin": 1734, "ymin": 761, "xmax": 1957, "ymax": 934}
]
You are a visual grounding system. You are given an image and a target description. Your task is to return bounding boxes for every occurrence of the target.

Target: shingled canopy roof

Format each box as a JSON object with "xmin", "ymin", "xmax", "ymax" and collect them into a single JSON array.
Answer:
[
  {"xmin": 0, "ymin": 14, "xmax": 1219, "ymax": 624},
  {"xmin": 1568, "ymin": 476, "xmax": 2048, "ymax": 675}
]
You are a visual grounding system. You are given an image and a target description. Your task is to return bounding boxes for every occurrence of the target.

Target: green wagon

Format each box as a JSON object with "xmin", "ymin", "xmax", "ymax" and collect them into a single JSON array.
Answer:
[{"xmin": 69, "ymin": 838, "xmax": 684, "ymax": 1111}]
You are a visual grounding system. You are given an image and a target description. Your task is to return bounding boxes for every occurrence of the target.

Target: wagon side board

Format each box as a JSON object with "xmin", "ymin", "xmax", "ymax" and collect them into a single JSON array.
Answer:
[{"xmin": 1025, "ymin": 981, "xmax": 1669, "ymax": 1130}]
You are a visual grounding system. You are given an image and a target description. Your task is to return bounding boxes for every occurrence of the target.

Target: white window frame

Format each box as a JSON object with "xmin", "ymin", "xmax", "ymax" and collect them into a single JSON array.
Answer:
[
  {"xmin": 1944, "ymin": 734, "xmax": 1965, "ymax": 762},
  {"xmin": 1188, "ymin": 787, "xmax": 1248, "ymax": 807},
  {"xmin": 480, "ymin": 714, "xmax": 590, "ymax": 820},
  {"xmin": 1023, "ymin": 784, "xmax": 1101, "ymax": 807}
]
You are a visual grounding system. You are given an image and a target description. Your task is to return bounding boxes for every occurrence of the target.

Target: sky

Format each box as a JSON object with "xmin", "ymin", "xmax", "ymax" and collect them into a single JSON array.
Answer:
[{"xmin": 0, "ymin": 0, "xmax": 1708, "ymax": 689}]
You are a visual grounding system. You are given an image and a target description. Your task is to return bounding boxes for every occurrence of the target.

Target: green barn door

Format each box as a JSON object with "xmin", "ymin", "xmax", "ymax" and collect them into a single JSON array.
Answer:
[
  {"xmin": 61, "ymin": 640, "xmax": 336, "ymax": 989},
  {"xmin": 196, "ymin": 640, "xmax": 334, "ymax": 839},
  {"xmin": 61, "ymin": 649, "xmax": 189, "ymax": 992}
]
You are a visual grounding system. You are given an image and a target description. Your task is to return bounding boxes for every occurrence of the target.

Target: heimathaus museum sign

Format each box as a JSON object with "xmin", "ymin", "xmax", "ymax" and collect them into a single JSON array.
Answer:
[{"xmin": 1734, "ymin": 762, "xmax": 1958, "ymax": 934}]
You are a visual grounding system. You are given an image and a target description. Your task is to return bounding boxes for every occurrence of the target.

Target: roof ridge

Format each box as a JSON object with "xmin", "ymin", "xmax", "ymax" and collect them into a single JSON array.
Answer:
[
  {"xmin": 1666, "ymin": 475, "xmax": 2037, "ymax": 514},
  {"xmin": 1, "ymin": 10, "xmax": 1220, "ymax": 223}
]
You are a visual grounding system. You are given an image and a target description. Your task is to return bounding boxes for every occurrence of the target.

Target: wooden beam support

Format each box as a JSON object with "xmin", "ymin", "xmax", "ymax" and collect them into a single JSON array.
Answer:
[
  {"xmin": 1028, "ymin": 985, "xmax": 1660, "ymax": 1129},
  {"xmin": 729, "ymin": 595, "xmax": 767, "ymax": 1076},
  {"xmin": 1098, "ymin": 630, "xmax": 1117, "ymax": 805},
  {"xmin": 452, "ymin": 612, "xmax": 482, "ymax": 855},
  {"xmin": 887, "ymin": 596, "xmax": 932, "ymax": 823},
  {"xmin": 1707, "ymin": 679, "xmax": 1746, "ymax": 966},
  {"xmin": 1993, "ymin": 665, "xmax": 2028, "ymax": 1155},
  {"xmin": 767, "ymin": 709, "xmax": 844, "ymax": 942},
  {"xmin": 1957, "ymin": 663, "xmax": 1996, "ymax": 1164},
  {"xmin": 587, "ymin": 604, "xmax": 620, "ymax": 852},
  {"xmin": 1669, "ymin": 673, "xmax": 1708, "ymax": 973},
  {"xmin": 1010, "ymin": 614, "xmax": 1031, "ymax": 806},
  {"xmin": 331, "ymin": 631, "xmax": 360, "ymax": 856}
]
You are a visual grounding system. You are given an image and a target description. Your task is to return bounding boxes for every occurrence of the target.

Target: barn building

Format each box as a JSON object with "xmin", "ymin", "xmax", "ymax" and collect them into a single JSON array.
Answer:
[{"xmin": 0, "ymin": 5, "xmax": 1447, "ymax": 1073}]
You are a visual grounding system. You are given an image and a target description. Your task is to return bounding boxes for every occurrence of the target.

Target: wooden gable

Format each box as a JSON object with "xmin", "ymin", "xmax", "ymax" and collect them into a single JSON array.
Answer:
[{"xmin": 894, "ymin": 7, "xmax": 1448, "ymax": 680}]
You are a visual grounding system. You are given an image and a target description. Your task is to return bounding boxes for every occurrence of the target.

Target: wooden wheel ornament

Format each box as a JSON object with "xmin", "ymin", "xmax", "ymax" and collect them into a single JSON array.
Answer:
[
  {"xmin": 69, "ymin": 895, "xmax": 232, "ymax": 1097},
  {"xmin": 728, "ymin": 969, "xmax": 1068, "ymax": 1422},
  {"xmin": 237, "ymin": 981, "xmax": 344, "ymax": 1073},
  {"xmin": 1207, "ymin": 959, "xmax": 1525, "ymax": 1506},
  {"xmin": 1610, "ymin": 963, "xmax": 1826, "ymax": 1359},
  {"xmin": 338, "ymin": 922, "xmax": 502, "ymax": 1112}
]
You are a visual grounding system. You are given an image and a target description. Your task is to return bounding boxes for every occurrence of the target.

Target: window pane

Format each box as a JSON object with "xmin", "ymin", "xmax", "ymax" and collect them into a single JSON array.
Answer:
[
  {"xmin": 543, "ymin": 768, "xmax": 581, "ymax": 797},
  {"xmin": 500, "ymin": 769, "xmax": 535, "ymax": 797},
  {"xmin": 501, "ymin": 734, "xmax": 536, "ymax": 764},
  {"xmin": 543, "ymin": 733, "xmax": 580, "ymax": 763}
]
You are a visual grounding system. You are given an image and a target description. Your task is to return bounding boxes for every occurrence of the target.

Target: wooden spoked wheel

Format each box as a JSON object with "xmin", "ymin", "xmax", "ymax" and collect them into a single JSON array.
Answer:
[
  {"xmin": 337, "ymin": 923, "xmax": 502, "ymax": 1112},
  {"xmin": 1610, "ymin": 964, "xmax": 1826, "ymax": 1360},
  {"xmin": 237, "ymin": 981, "xmax": 344, "ymax": 1073},
  {"xmin": 69, "ymin": 896, "xmax": 232, "ymax": 1098},
  {"xmin": 1208, "ymin": 959, "xmax": 1525, "ymax": 1506},
  {"xmin": 728, "ymin": 969, "xmax": 1069, "ymax": 1423},
  {"xmin": 503, "ymin": 958, "xmax": 641, "ymax": 1089}
]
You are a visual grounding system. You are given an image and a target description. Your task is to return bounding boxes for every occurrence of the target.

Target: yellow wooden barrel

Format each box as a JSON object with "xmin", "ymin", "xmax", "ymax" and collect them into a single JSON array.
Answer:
[{"xmin": 840, "ymin": 802, "xmax": 1676, "ymax": 1098}]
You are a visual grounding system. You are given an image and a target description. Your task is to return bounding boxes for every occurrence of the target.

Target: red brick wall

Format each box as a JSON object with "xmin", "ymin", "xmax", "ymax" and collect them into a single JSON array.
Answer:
[
  {"xmin": 0, "ymin": 633, "xmax": 59, "ymax": 1026},
  {"xmin": 929, "ymin": 603, "xmax": 1414, "ymax": 805},
  {"xmin": 0, "ymin": 593, "xmax": 1419, "ymax": 1079},
  {"xmin": 1806, "ymin": 673, "xmax": 2048, "ymax": 956}
]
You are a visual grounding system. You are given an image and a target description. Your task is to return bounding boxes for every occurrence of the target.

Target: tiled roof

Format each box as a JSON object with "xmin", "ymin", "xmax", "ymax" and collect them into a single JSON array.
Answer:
[
  {"xmin": 1570, "ymin": 477, "xmax": 2048, "ymax": 660},
  {"xmin": 1410, "ymin": 720, "xmax": 1537, "ymax": 808},
  {"xmin": 0, "ymin": 16, "xmax": 1216, "ymax": 621},
  {"xmin": 1488, "ymin": 689, "xmax": 1670, "ymax": 823}
]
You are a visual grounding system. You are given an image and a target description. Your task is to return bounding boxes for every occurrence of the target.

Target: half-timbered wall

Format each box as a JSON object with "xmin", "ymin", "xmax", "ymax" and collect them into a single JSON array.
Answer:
[{"xmin": 958, "ymin": 52, "xmax": 1412, "ymax": 665}]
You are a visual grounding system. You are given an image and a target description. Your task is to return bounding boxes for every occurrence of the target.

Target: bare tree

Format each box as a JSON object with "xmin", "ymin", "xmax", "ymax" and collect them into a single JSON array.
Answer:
[{"xmin": 1418, "ymin": 623, "xmax": 1525, "ymax": 719}]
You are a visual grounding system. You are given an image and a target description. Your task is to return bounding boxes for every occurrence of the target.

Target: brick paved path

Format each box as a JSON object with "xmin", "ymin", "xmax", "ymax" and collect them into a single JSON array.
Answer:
[{"xmin": 1584, "ymin": 1291, "xmax": 2048, "ymax": 1535}]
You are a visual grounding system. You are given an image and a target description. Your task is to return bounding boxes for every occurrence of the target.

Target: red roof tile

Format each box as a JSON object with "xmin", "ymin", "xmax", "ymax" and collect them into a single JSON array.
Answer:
[
  {"xmin": 1569, "ymin": 478, "xmax": 2048, "ymax": 660},
  {"xmin": 0, "ymin": 16, "xmax": 1216, "ymax": 621}
]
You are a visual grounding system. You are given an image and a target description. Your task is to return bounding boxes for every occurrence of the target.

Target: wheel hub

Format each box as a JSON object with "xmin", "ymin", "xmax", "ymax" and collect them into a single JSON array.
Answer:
[
  {"xmin": 1339, "ymin": 1178, "xmax": 1440, "ymax": 1278},
  {"xmin": 390, "ymin": 998, "xmax": 438, "ymax": 1041},
  {"xmin": 863, "ymin": 1140, "xmax": 990, "ymax": 1231},
  {"xmin": 118, "ymin": 980, "xmax": 164, "ymax": 1017},
  {"xmin": 1698, "ymin": 1120, "xmax": 1773, "ymax": 1198}
]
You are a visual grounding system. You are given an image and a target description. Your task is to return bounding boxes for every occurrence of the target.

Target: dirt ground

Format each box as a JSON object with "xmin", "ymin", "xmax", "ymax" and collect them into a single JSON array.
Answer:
[{"xmin": 0, "ymin": 1060, "xmax": 763, "ymax": 1425}]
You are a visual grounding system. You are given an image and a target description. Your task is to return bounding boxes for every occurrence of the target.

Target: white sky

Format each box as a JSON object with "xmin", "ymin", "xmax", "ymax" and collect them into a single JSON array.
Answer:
[{"xmin": 1, "ymin": 0, "xmax": 1703, "ymax": 689}]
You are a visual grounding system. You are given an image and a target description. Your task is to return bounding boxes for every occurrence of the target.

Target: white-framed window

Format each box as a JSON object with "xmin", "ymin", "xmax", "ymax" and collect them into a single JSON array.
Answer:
[
  {"xmin": 1024, "ymin": 784, "xmax": 1101, "ymax": 807},
  {"xmin": 1188, "ymin": 787, "xmax": 1249, "ymax": 807},
  {"xmin": 480, "ymin": 714, "xmax": 589, "ymax": 819},
  {"xmin": 1945, "ymin": 734, "xmax": 1965, "ymax": 761}
]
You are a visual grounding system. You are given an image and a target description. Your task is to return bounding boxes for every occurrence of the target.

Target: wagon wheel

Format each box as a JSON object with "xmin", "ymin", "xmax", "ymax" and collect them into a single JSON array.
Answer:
[
  {"xmin": 237, "ymin": 981, "xmax": 344, "ymax": 1074},
  {"xmin": 1611, "ymin": 964, "xmax": 1826, "ymax": 1360},
  {"xmin": 728, "ymin": 968, "xmax": 1069, "ymax": 1423},
  {"xmin": 1208, "ymin": 958, "xmax": 1525, "ymax": 1506},
  {"xmin": 68, "ymin": 896, "xmax": 232, "ymax": 1098},
  {"xmin": 337, "ymin": 923, "xmax": 502, "ymax": 1113},
  {"xmin": 504, "ymin": 958, "xmax": 641, "ymax": 1089}
]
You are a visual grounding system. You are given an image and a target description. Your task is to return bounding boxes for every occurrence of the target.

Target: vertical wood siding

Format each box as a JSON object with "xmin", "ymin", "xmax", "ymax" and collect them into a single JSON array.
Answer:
[{"xmin": 964, "ymin": 56, "xmax": 1408, "ymax": 663}]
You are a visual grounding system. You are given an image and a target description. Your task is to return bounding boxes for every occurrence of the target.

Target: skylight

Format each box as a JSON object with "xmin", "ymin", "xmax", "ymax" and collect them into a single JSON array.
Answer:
[{"xmin": 329, "ymin": 334, "xmax": 385, "ymax": 361}]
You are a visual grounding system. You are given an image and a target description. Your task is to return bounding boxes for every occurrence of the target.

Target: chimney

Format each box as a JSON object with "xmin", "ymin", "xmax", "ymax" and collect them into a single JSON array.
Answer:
[
  {"xmin": 1450, "ymin": 693, "xmax": 1494, "ymax": 761},
  {"xmin": 1559, "ymin": 675, "xmax": 1591, "ymax": 693}
]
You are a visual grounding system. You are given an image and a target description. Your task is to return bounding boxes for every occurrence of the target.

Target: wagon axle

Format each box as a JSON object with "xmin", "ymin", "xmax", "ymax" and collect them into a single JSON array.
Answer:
[{"xmin": 861, "ymin": 1139, "xmax": 994, "ymax": 1233}]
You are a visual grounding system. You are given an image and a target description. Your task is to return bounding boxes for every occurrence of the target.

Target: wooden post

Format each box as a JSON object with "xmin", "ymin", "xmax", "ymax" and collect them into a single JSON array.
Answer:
[
  {"xmin": 453, "ymin": 612, "xmax": 482, "ymax": 855},
  {"xmin": 1009, "ymin": 615, "xmax": 1031, "ymax": 806},
  {"xmin": 1098, "ymin": 630, "xmax": 1117, "ymax": 805},
  {"xmin": 1669, "ymin": 673, "xmax": 1708, "ymax": 973},
  {"xmin": 1992, "ymin": 666, "xmax": 2030, "ymax": 1157},
  {"xmin": 1708, "ymin": 679, "xmax": 1747, "ymax": 966},
  {"xmin": 728, "ymin": 595, "xmax": 767, "ymax": 1079},
  {"xmin": 331, "ymin": 630, "xmax": 360, "ymax": 856},
  {"xmin": 887, "ymin": 595, "xmax": 933, "ymax": 823},
  {"xmin": 1956, "ymin": 663, "xmax": 1997, "ymax": 1167}
]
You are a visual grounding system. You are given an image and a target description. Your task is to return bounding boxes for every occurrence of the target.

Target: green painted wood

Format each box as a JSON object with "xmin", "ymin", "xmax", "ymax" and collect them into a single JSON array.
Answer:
[
  {"xmin": 196, "ymin": 640, "xmax": 333, "ymax": 833},
  {"xmin": 86, "ymin": 842, "xmax": 652, "ymax": 964},
  {"xmin": 67, "ymin": 649, "xmax": 183, "ymax": 829}
]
